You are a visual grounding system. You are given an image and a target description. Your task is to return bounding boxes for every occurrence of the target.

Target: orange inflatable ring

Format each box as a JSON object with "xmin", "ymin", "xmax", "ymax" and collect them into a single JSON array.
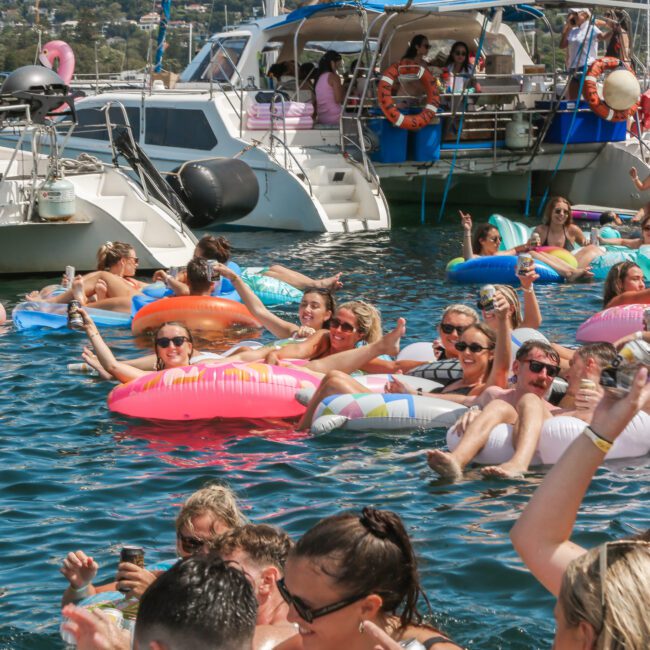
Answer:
[
  {"xmin": 377, "ymin": 61, "xmax": 439, "ymax": 131},
  {"xmin": 582, "ymin": 57, "xmax": 639, "ymax": 122},
  {"xmin": 131, "ymin": 296, "xmax": 261, "ymax": 335}
]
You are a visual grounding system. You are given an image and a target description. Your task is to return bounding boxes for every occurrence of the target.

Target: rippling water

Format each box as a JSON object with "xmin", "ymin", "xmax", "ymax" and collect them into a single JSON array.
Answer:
[{"xmin": 1, "ymin": 220, "xmax": 648, "ymax": 650}]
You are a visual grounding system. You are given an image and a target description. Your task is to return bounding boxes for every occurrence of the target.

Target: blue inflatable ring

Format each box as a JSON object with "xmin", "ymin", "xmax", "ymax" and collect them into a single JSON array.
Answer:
[{"xmin": 447, "ymin": 256, "xmax": 563, "ymax": 284}]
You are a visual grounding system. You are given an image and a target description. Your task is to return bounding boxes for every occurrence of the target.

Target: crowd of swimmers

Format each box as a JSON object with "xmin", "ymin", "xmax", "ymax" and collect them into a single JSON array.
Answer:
[{"xmin": 29, "ymin": 192, "xmax": 650, "ymax": 648}]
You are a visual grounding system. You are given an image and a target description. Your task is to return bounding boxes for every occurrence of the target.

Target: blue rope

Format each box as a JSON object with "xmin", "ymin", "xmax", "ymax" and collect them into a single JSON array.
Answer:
[
  {"xmin": 537, "ymin": 18, "xmax": 596, "ymax": 217},
  {"xmin": 524, "ymin": 171, "xmax": 532, "ymax": 217},
  {"xmin": 420, "ymin": 168, "xmax": 427, "ymax": 224}
]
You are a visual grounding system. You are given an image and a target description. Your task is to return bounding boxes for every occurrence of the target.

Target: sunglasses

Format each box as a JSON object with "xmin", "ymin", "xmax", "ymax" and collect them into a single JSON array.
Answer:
[
  {"xmin": 553, "ymin": 208, "xmax": 569, "ymax": 215},
  {"xmin": 453, "ymin": 50, "xmax": 467, "ymax": 56},
  {"xmin": 276, "ymin": 578, "xmax": 367, "ymax": 623},
  {"xmin": 455, "ymin": 341, "xmax": 493, "ymax": 353},
  {"xmin": 178, "ymin": 531, "xmax": 206, "ymax": 554},
  {"xmin": 487, "ymin": 236, "xmax": 502, "ymax": 243},
  {"xmin": 126, "ymin": 257, "xmax": 139, "ymax": 263},
  {"xmin": 599, "ymin": 540, "xmax": 650, "ymax": 607},
  {"xmin": 440, "ymin": 323, "xmax": 467, "ymax": 335},
  {"xmin": 156, "ymin": 336, "xmax": 190, "ymax": 348},
  {"xmin": 522, "ymin": 359, "xmax": 561, "ymax": 378},
  {"xmin": 329, "ymin": 317, "xmax": 356, "ymax": 333}
]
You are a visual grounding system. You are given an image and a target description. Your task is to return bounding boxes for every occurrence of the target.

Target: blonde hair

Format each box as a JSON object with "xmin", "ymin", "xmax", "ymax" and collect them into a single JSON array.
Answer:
[
  {"xmin": 96, "ymin": 241, "xmax": 134, "ymax": 270},
  {"xmin": 559, "ymin": 538, "xmax": 650, "ymax": 649},
  {"xmin": 175, "ymin": 483, "xmax": 247, "ymax": 536},
  {"xmin": 337, "ymin": 300, "xmax": 382, "ymax": 343},
  {"xmin": 441, "ymin": 304, "xmax": 479, "ymax": 324},
  {"xmin": 494, "ymin": 284, "xmax": 522, "ymax": 328}
]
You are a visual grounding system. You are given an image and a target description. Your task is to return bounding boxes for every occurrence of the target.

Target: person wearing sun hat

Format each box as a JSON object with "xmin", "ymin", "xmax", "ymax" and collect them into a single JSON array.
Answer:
[{"xmin": 560, "ymin": 7, "xmax": 604, "ymax": 99}]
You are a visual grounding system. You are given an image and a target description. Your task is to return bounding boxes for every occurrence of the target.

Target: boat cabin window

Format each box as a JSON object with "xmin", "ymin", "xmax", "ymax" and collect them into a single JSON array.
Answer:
[
  {"xmin": 144, "ymin": 108, "xmax": 217, "ymax": 150},
  {"xmin": 189, "ymin": 36, "xmax": 249, "ymax": 83},
  {"xmin": 73, "ymin": 106, "xmax": 140, "ymax": 141}
]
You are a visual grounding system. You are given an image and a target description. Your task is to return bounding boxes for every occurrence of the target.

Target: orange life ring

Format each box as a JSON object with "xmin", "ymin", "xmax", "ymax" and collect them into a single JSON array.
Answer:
[
  {"xmin": 377, "ymin": 61, "xmax": 440, "ymax": 131},
  {"xmin": 582, "ymin": 57, "xmax": 639, "ymax": 122},
  {"xmin": 132, "ymin": 296, "xmax": 261, "ymax": 335}
]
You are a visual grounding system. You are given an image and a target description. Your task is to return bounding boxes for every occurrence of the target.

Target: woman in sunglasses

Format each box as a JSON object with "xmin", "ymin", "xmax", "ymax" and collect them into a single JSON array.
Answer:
[
  {"xmin": 275, "ymin": 506, "xmax": 461, "ymax": 650},
  {"xmin": 433, "ymin": 304, "xmax": 479, "ymax": 360},
  {"xmin": 460, "ymin": 210, "xmax": 594, "ymax": 282},
  {"xmin": 510, "ymin": 368, "xmax": 650, "ymax": 648},
  {"xmin": 401, "ymin": 34, "xmax": 431, "ymax": 66},
  {"xmin": 603, "ymin": 261, "xmax": 650, "ymax": 309},
  {"xmin": 28, "ymin": 242, "xmax": 147, "ymax": 311},
  {"xmin": 61, "ymin": 483, "xmax": 245, "ymax": 605},
  {"xmin": 79, "ymin": 309, "xmax": 195, "ymax": 383}
]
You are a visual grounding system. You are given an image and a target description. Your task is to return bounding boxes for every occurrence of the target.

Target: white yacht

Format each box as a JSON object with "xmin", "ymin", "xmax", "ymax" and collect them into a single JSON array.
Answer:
[
  {"xmin": 37, "ymin": 0, "xmax": 650, "ymax": 228},
  {"xmin": 0, "ymin": 70, "xmax": 197, "ymax": 274}
]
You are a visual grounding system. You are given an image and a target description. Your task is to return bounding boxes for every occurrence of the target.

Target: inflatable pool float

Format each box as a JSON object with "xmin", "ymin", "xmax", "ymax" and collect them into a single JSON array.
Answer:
[
  {"xmin": 355, "ymin": 374, "xmax": 442, "ymax": 393},
  {"xmin": 12, "ymin": 301, "xmax": 131, "ymax": 331},
  {"xmin": 108, "ymin": 361, "xmax": 321, "ymax": 420},
  {"xmin": 533, "ymin": 246, "xmax": 578, "ymax": 268},
  {"xmin": 589, "ymin": 246, "xmax": 650, "ymax": 281},
  {"xmin": 447, "ymin": 413, "xmax": 650, "ymax": 466},
  {"xmin": 571, "ymin": 205, "xmax": 635, "ymax": 222},
  {"xmin": 407, "ymin": 358, "xmax": 462, "ymax": 384},
  {"xmin": 310, "ymin": 393, "xmax": 467, "ymax": 434},
  {"xmin": 396, "ymin": 341, "xmax": 437, "ymax": 362},
  {"xmin": 240, "ymin": 268, "xmax": 302, "ymax": 306},
  {"xmin": 446, "ymin": 256, "xmax": 563, "ymax": 284},
  {"xmin": 489, "ymin": 214, "xmax": 533, "ymax": 250},
  {"xmin": 131, "ymin": 296, "xmax": 261, "ymax": 335},
  {"xmin": 576, "ymin": 303, "xmax": 646, "ymax": 343}
]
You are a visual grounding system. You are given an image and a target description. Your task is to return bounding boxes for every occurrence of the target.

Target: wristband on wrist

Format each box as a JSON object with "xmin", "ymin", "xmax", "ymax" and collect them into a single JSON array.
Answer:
[
  {"xmin": 582, "ymin": 425, "xmax": 613, "ymax": 453},
  {"xmin": 635, "ymin": 331, "xmax": 644, "ymax": 341},
  {"xmin": 69, "ymin": 583, "xmax": 91, "ymax": 599},
  {"xmin": 522, "ymin": 286, "xmax": 534, "ymax": 294}
]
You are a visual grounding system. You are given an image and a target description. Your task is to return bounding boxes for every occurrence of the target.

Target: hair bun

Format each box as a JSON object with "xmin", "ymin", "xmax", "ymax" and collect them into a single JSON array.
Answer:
[{"xmin": 359, "ymin": 507, "xmax": 391, "ymax": 539}]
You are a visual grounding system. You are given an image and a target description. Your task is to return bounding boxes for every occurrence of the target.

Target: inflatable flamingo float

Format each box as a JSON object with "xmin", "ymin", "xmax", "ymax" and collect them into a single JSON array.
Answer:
[{"xmin": 38, "ymin": 40, "xmax": 75, "ymax": 84}]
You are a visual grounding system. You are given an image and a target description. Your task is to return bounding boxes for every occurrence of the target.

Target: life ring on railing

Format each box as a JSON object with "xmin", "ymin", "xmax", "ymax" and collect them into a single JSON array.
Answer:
[
  {"xmin": 377, "ymin": 61, "xmax": 439, "ymax": 131},
  {"xmin": 582, "ymin": 57, "xmax": 639, "ymax": 122}
]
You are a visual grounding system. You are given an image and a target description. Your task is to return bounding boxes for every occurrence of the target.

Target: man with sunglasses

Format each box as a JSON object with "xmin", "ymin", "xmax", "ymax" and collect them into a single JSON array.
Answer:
[{"xmin": 428, "ymin": 340, "xmax": 563, "ymax": 480}]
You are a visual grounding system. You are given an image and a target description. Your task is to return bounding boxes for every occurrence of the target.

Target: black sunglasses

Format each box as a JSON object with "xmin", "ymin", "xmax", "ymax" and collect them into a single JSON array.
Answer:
[
  {"xmin": 178, "ymin": 531, "xmax": 205, "ymax": 554},
  {"xmin": 329, "ymin": 317, "xmax": 356, "ymax": 333},
  {"xmin": 455, "ymin": 341, "xmax": 493, "ymax": 353},
  {"xmin": 440, "ymin": 323, "xmax": 467, "ymax": 335},
  {"xmin": 523, "ymin": 359, "xmax": 561, "ymax": 378},
  {"xmin": 276, "ymin": 578, "xmax": 366, "ymax": 623},
  {"xmin": 453, "ymin": 50, "xmax": 468, "ymax": 56},
  {"xmin": 156, "ymin": 336, "xmax": 190, "ymax": 348}
]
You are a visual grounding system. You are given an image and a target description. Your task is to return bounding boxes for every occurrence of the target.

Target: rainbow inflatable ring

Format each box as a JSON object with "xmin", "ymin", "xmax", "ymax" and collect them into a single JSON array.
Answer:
[{"xmin": 108, "ymin": 361, "xmax": 320, "ymax": 420}]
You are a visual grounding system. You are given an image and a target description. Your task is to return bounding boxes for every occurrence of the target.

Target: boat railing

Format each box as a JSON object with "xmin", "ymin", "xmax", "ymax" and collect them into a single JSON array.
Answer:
[
  {"xmin": 267, "ymin": 92, "xmax": 313, "ymax": 196},
  {"xmin": 205, "ymin": 40, "xmax": 247, "ymax": 131}
]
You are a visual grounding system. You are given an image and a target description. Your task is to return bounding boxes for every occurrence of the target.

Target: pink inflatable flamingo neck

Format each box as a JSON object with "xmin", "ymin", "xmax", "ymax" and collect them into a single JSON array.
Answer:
[{"xmin": 39, "ymin": 40, "xmax": 75, "ymax": 85}]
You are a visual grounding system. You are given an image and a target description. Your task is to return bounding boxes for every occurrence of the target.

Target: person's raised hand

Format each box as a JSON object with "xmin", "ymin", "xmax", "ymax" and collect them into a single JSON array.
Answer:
[{"xmin": 60, "ymin": 550, "xmax": 98, "ymax": 589}]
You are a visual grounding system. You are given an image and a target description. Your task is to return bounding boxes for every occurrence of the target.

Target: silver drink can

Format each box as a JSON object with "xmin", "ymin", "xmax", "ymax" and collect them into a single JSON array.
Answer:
[
  {"xmin": 67, "ymin": 300, "xmax": 84, "ymax": 330},
  {"xmin": 530, "ymin": 232, "xmax": 541, "ymax": 248},
  {"xmin": 600, "ymin": 340, "xmax": 650, "ymax": 395},
  {"xmin": 589, "ymin": 227, "xmax": 600, "ymax": 246},
  {"xmin": 65, "ymin": 265, "xmax": 75, "ymax": 286},
  {"xmin": 517, "ymin": 252, "xmax": 534, "ymax": 275},
  {"xmin": 479, "ymin": 284, "xmax": 496, "ymax": 312}
]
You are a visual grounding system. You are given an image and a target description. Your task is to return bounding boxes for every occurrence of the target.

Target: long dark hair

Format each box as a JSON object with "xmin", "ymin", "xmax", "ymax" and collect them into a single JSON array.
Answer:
[
  {"xmin": 603, "ymin": 261, "xmax": 643, "ymax": 307},
  {"xmin": 196, "ymin": 235, "xmax": 231, "ymax": 263},
  {"xmin": 302, "ymin": 287, "xmax": 336, "ymax": 328},
  {"xmin": 315, "ymin": 50, "xmax": 341, "ymax": 82},
  {"xmin": 471, "ymin": 223, "xmax": 499, "ymax": 255},
  {"xmin": 402, "ymin": 34, "xmax": 428, "ymax": 60},
  {"xmin": 445, "ymin": 41, "xmax": 471, "ymax": 72},
  {"xmin": 290, "ymin": 507, "xmax": 432, "ymax": 630},
  {"xmin": 153, "ymin": 321, "xmax": 194, "ymax": 370}
]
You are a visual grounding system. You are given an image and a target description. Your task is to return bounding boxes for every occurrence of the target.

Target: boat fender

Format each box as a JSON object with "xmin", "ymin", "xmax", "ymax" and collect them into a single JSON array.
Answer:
[
  {"xmin": 583, "ymin": 57, "xmax": 639, "ymax": 122},
  {"xmin": 167, "ymin": 158, "xmax": 259, "ymax": 228}
]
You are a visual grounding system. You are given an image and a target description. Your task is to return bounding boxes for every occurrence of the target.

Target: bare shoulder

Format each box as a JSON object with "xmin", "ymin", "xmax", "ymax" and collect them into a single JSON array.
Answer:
[{"xmin": 404, "ymin": 625, "xmax": 464, "ymax": 649}]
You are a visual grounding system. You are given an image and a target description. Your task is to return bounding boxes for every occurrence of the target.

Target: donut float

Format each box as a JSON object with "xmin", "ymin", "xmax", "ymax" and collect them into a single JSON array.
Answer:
[
  {"xmin": 108, "ymin": 361, "xmax": 321, "ymax": 420},
  {"xmin": 576, "ymin": 303, "xmax": 646, "ymax": 343},
  {"xmin": 446, "ymin": 256, "xmax": 563, "ymax": 284},
  {"xmin": 131, "ymin": 296, "xmax": 260, "ymax": 335}
]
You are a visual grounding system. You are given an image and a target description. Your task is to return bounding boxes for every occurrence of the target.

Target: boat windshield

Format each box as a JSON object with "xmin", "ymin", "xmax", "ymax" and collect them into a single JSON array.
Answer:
[{"xmin": 189, "ymin": 36, "xmax": 249, "ymax": 83}]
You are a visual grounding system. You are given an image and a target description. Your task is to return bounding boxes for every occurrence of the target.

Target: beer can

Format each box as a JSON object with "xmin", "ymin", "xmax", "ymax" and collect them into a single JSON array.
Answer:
[
  {"xmin": 478, "ymin": 284, "xmax": 496, "ymax": 312},
  {"xmin": 644, "ymin": 307, "xmax": 650, "ymax": 332},
  {"xmin": 118, "ymin": 546, "xmax": 145, "ymax": 594},
  {"xmin": 65, "ymin": 265, "xmax": 75, "ymax": 286},
  {"xmin": 516, "ymin": 253, "xmax": 534, "ymax": 276},
  {"xmin": 579, "ymin": 379, "xmax": 597, "ymax": 391},
  {"xmin": 601, "ymin": 340, "xmax": 650, "ymax": 396},
  {"xmin": 67, "ymin": 362, "xmax": 99, "ymax": 376},
  {"xmin": 589, "ymin": 227, "xmax": 600, "ymax": 246},
  {"xmin": 67, "ymin": 300, "xmax": 84, "ymax": 330},
  {"xmin": 530, "ymin": 232, "xmax": 541, "ymax": 248}
]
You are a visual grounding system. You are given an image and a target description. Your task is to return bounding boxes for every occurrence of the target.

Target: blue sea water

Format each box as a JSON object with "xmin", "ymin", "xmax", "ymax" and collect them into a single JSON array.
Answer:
[{"xmin": 0, "ymin": 222, "xmax": 648, "ymax": 650}]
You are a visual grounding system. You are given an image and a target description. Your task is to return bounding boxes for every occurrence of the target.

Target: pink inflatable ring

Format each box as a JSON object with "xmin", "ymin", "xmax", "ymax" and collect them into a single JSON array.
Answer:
[
  {"xmin": 576, "ymin": 303, "xmax": 645, "ymax": 343},
  {"xmin": 108, "ymin": 361, "xmax": 321, "ymax": 420}
]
